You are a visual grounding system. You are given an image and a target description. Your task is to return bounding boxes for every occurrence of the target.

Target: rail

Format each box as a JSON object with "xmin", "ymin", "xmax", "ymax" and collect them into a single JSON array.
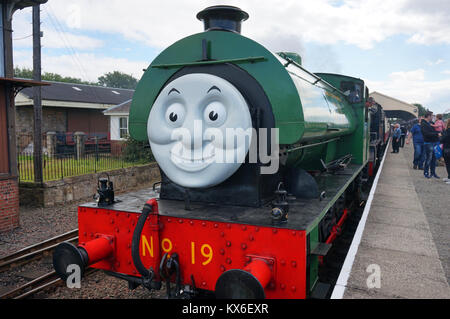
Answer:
[
  {"xmin": 0, "ymin": 268, "xmax": 97, "ymax": 299},
  {"xmin": 0, "ymin": 229, "xmax": 78, "ymax": 272}
]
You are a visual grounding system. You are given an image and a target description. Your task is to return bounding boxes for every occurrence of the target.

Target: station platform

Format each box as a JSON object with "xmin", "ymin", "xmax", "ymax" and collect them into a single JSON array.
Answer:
[{"xmin": 332, "ymin": 143, "xmax": 450, "ymax": 299}]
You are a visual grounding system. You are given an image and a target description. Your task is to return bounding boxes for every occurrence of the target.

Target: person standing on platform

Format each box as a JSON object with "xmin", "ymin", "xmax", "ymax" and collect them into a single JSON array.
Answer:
[
  {"xmin": 440, "ymin": 118, "xmax": 450, "ymax": 184},
  {"xmin": 432, "ymin": 114, "xmax": 445, "ymax": 133},
  {"xmin": 432, "ymin": 114, "xmax": 446, "ymax": 166},
  {"xmin": 391, "ymin": 123, "xmax": 401, "ymax": 153},
  {"xmin": 421, "ymin": 111, "xmax": 440, "ymax": 179},
  {"xmin": 400, "ymin": 125, "xmax": 407, "ymax": 147},
  {"xmin": 406, "ymin": 117, "xmax": 425, "ymax": 169}
]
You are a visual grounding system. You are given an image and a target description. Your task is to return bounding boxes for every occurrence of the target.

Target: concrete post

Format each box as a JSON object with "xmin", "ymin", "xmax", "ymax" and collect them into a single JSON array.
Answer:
[
  {"xmin": 46, "ymin": 131, "xmax": 56, "ymax": 157},
  {"xmin": 74, "ymin": 132, "xmax": 86, "ymax": 160}
]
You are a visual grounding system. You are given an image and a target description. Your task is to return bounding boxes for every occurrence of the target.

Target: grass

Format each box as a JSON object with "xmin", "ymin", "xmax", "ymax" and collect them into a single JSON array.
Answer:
[{"xmin": 18, "ymin": 153, "xmax": 153, "ymax": 182}]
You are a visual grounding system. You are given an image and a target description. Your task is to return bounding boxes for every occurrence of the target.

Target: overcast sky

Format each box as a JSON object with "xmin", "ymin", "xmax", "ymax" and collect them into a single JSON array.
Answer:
[{"xmin": 11, "ymin": 0, "xmax": 450, "ymax": 114}]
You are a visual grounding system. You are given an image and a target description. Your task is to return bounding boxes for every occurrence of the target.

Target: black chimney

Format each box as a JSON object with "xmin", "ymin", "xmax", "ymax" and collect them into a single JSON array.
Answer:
[{"xmin": 196, "ymin": 5, "xmax": 249, "ymax": 34}]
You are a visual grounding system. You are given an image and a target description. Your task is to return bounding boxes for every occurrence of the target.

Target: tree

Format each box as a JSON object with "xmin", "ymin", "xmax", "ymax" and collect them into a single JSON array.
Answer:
[
  {"xmin": 412, "ymin": 103, "xmax": 430, "ymax": 117},
  {"xmin": 14, "ymin": 67, "xmax": 139, "ymax": 89},
  {"xmin": 14, "ymin": 67, "xmax": 95, "ymax": 85},
  {"xmin": 97, "ymin": 71, "xmax": 138, "ymax": 89},
  {"xmin": 14, "ymin": 67, "xmax": 33, "ymax": 79}
]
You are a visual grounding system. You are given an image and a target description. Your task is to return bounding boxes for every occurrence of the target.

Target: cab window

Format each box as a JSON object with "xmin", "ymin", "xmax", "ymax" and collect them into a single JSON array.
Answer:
[{"xmin": 341, "ymin": 81, "xmax": 362, "ymax": 104}]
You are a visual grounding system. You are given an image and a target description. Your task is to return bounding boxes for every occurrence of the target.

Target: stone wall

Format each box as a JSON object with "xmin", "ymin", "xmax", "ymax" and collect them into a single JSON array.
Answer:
[
  {"xmin": 19, "ymin": 163, "xmax": 160, "ymax": 207},
  {"xmin": 16, "ymin": 106, "xmax": 67, "ymax": 135}
]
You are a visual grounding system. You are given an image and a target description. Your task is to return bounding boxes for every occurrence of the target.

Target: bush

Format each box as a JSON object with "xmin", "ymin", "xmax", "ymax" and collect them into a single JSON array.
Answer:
[{"xmin": 121, "ymin": 136, "xmax": 154, "ymax": 163}]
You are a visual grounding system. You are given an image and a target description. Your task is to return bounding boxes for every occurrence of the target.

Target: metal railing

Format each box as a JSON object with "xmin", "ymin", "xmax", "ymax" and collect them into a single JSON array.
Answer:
[{"xmin": 17, "ymin": 133, "xmax": 153, "ymax": 182}]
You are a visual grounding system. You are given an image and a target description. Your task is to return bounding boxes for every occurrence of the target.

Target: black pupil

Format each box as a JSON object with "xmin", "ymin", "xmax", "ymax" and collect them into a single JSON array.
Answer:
[
  {"xmin": 209, "ymin": 111, "xmax": 218, "ymax": 121},
  {"xmin": 169, "ymin": 112, "xmax": 178, "ymax": 122}
]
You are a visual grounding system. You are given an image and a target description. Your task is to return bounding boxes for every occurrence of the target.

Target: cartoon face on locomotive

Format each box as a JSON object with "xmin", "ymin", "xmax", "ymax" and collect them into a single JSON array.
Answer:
[
  {"xmin": 147, "ymin": 73, "xmax": 254, "ymax": 189},
  {"xmin": 53, "ymin": 5, "xmax": 382, "ymax": 299}
]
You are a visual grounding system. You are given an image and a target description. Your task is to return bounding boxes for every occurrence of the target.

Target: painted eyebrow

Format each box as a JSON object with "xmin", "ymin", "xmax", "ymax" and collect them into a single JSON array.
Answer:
[
  {"xmin": 207, "ymin": 86, "xmax": 221, "ymax": 93},
  {"xmin": 168, "ymin": 88, "xmax": 180, "ymax": 95}
]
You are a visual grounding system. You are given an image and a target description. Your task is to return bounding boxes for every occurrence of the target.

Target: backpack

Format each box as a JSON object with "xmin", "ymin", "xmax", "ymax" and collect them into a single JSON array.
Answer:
[{"xmin": 434, "ymin": 144, "xmax": 443, "ymax": 159}]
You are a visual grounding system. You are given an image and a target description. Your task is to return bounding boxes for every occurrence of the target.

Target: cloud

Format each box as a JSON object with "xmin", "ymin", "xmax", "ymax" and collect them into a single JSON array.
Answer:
[
  {"xmin": 426, "ymin": 59, "xmax": 445, "ymax": 66},
  {"xmin": 14, "ymin": 50, "xmax": 147, "ymax": 82},
  {"xmin": 12, "ymin": 7, "xmax": 104, "ymax": 50},
  {"xmin": 367, "ymin": 69, "xmax": 450, "ymax": 113},
  {"xmin": 10, "ymin": 0, "xmax": 450, "ymax": 114},
  {"xmin": 34, "ymin": 0, "xmax": 450, "ymax": 51}
]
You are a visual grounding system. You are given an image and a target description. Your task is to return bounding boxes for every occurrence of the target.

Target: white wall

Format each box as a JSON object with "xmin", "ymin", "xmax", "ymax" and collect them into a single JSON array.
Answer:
[{"xmin": 109, "ymin": 115, "xmax": 128, "ymax": 140}]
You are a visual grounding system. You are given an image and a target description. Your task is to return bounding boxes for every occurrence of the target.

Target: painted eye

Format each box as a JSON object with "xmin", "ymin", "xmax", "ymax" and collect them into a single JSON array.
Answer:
[
  {"xmin": 209, "ymin": 111, "xmax": 218, "ymax": 121},
  {"xmin": 165, "ymin": 103, "xmax": 185, "ymax": 127},
  {"xmin": 169, "ymin": 112, "xmax": 178, "ymax": 122},
  {"xmin": 204, "ymin": 102, "xmax": 226, "ymax": 126}
]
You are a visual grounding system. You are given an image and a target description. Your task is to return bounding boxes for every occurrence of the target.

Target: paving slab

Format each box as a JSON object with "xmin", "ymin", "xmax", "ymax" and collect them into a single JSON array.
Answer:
[
  {"xmin": 374, "ymin": 185, "xmax": 421, "ymax": 199},
  {"xmin": 344, "ymin": 245, "xmax": 449, "ymax": 299},
  {"xmin": 367, "ymin": 204, "xmax": 429, "ymax": 231},
  {"xmin": 342, "ymin": 286, "xmax": 403, "ymax": 299},
  {"xmin": 340, "ymin": 144, "xmax": 450, "ymax": 299},
  {"xmin": 360, "ymin": 222, "xmax": 439, "ymax": 258},
  {"xmin": 376, "ymin": 182, "xmax": 416, "ymax": 191},
  {"xmin": 401, "ymin": 145, "xmax": 450, "ymax": 283},
  {"xmin": 371, "ymin": 194, "xmax": 422, "ymax": 211}
]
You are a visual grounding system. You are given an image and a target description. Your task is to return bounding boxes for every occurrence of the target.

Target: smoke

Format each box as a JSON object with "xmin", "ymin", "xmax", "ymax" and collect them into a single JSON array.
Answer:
[
  {"xmin": 258, "ymin": 31, "xmax": 342, "ymax": 74},
  {"xmin": 258, "ymin": 30, "xmax": 305, "ymax": 57},
  {"xmin": 302, "ymin": 44, "xmax": 342, "ymax": 73}
]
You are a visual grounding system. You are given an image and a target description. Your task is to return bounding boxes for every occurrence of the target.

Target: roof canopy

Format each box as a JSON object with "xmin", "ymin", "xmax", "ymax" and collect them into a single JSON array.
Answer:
[
  {"xmin": 369, "ymin": 91, "xmax": 418, "ymax": 121},
  {"xmin": 5, "ymin": 0, "xmax": 48, "ymax": 21},
  {"xmin": 0, "ymin": 76, "xmax": 49, "ymax": 87}
]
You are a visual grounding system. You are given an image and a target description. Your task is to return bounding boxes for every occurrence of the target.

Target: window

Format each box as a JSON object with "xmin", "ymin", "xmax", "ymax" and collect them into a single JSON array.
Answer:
[
  {"xmin": 340, "ymin": 81, "xmax": 362, "ymax": 104},
  {"xmin": 119, "ymin": 117, "xmax": 128, "ymax": 139}
]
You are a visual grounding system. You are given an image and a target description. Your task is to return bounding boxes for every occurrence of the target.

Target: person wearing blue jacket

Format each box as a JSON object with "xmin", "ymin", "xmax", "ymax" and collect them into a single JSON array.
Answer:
[
  {"xmin": 421, "ymin": 111, "xmax": 440, "ymax": 179},
  {"xmin": 406, "ymin": 117, "xmax": 425, "ymax": 169},
  {"xmin": 391, "ymin": 123, "xmax": 401, "ymax": 153}
]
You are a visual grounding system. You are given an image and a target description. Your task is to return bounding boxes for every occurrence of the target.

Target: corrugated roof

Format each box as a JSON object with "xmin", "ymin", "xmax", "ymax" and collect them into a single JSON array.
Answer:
[{"xmin": 19, "ymin": 80, "xmax": 134, "ymax": 105}]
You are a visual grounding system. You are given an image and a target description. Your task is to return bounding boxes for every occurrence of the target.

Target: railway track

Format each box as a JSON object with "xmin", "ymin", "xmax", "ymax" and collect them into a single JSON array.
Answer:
[
  {"xmin": 1, "ymin": 270, "xmax": 62, "ymax": 299},
  {"xmin": 318, "ymin": 166, "xmax": 382, "ymax": 298},
  {"xmin": 0, "ymin": 229, "xmax": 78, "ymax": 273},
  {"xmin": 0, "ymin": 229, "xmax": 80, "ymax": 299},
  {"xmin": 318, "ymin": 204, "xmax": 365, "ymax": 298},
  {"xmin": 0, "ymin": 268, "xmax": 97, "ymax": 299}
]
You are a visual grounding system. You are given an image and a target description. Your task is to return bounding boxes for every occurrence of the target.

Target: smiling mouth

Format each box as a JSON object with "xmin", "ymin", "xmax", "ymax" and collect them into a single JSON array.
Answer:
[{"xmin": 170, "ymin": 150, "xmax": 215, "ymax": 172}]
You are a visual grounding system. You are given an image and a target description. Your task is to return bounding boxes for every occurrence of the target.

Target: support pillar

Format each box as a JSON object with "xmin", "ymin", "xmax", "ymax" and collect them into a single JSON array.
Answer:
[
  {"xmin": 74, "ymin": 132, "xmax": 85, "ymax": 160},
  {"xmin": 46, "ymin": 131, "xmax": 56, "ymax": 157}
]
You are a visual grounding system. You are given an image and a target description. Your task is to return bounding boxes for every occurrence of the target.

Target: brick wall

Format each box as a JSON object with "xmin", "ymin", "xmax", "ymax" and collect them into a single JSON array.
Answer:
[
  {"xmin": 110, "ymin": 140, "xmax": 125, "ymax": 156},
  {"xmin": 0, "ymin": 178, "xmax": 19, "ymax": 232}
]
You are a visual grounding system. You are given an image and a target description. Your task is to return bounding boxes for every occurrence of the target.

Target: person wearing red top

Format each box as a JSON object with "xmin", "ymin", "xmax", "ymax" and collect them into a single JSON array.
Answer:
[{"xmin": 432, "ymin": 114, "xmax": 445, "ymax": 133}]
